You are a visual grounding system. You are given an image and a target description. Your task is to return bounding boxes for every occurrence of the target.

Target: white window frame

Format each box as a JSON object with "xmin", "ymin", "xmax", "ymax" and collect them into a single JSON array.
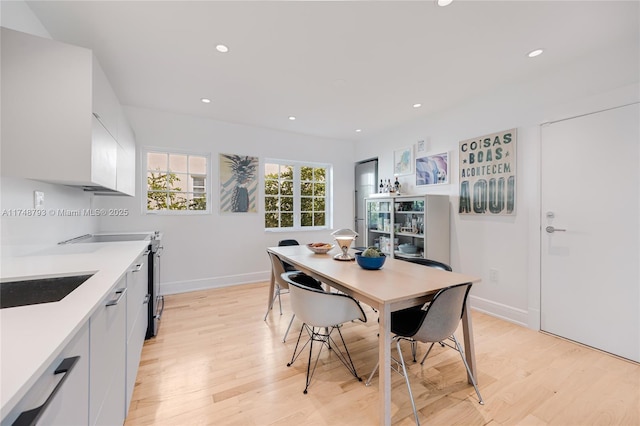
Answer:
[
  {"xmin": 264, "ymin": 158, "xmax": 333, "ymax": 231},
  {"xmin": 142, "ymin": 147, "xmax": 211, "ymax": 215}
]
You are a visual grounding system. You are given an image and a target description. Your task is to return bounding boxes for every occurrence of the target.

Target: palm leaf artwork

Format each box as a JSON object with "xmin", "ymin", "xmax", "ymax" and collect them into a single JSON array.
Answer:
[{"xmin": 220, "ymin": 154, "xmax": 258, "ymax": 213}]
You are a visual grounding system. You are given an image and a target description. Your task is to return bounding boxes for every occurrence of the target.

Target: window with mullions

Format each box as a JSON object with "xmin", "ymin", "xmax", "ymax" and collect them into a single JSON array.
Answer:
[
  {"xmin": 145, "ymin": 149, "xmax": 210, "ymax": 213},
  {"xmin": 264, "ymin": 161, "xmax": 330, "ymax": 230}
]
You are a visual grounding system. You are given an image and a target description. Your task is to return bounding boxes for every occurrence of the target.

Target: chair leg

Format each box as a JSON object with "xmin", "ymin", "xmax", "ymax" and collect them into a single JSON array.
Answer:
[
  {"xmin": 303, "ymin": 326, "xmax": 333, "ymax": 394},
  {"xmin": 411, "ymin": 340, "xmax": 418, "ymax": 362},
  {"xmin": 331, "ymin": 326, "xmax": 361, "ymax": 381},
  {"xmin": 286, "ymin": 324, "xmax": 328, "ymax": 394},
  {"xmin": 365, "ymin": 334, "xmax": 405, "ymax": 386},
  {"xmin": 283, "ymin": 314, "xmax": 296, "ymax": 342},
  {"xmin": 418, "ymin": 342, "xmax": 437, "ymax": 365},
  {"xmin": 397, "ymin": 337, "xmax": 421, "ymax": 425},
  {"xmin": 451, "ymin": 335, "xmax": 484, "ymax": 405},
  {"xmin": 287, "ymin": 325, "xmax": 307, "ymax": 367},
  {"xmin": 365, "ymin": 361, "xmax": 379, "ymax": 386},
  {"xmin": 289, "ymin": 324, "xmax": 361, "ymax": 394},
  {"xmin": 263, "ymin": 287, "xmax": 280, "ymax": 321},
  {"xmin": 303, "ymin": 328, "xmax": 316, "ymax": 394},
  {"xmin": 277, "ymin": 289, "xmax": 283, "ymax": 315}
]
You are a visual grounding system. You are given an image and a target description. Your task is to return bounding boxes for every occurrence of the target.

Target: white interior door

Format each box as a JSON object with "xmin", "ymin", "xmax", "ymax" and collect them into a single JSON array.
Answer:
[{"xmin": 540, "ymin": 103, "xmax": 639, "ymax": 362}]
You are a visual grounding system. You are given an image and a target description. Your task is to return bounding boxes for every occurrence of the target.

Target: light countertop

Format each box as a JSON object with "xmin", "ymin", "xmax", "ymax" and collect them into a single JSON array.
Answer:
[{"xmin": 0, "ymin": 239, "xmax": 150, "ymax": 416}]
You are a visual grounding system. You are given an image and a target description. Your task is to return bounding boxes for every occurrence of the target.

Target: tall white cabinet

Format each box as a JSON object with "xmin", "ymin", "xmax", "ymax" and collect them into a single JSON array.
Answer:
[
  {"xmin": 0, "ymin": 27, "xmax": 136, "ymax": 195},
  {"xmin": 365, "ymin": 195, "xmax": 450, "ymax": 264}
]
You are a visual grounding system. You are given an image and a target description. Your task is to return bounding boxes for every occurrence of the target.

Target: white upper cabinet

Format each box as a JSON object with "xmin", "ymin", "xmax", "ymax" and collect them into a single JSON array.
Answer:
[
  {"xmin": 116, "ymin": 109, "xmax": 137, "ymax": 196},
  {"xmin": 92, "ymin": 55, "xmax": 120, "ymax": 140},
  {"xmin": 0, "ymin": 27, "xmax": 135, "ymax": 196}
]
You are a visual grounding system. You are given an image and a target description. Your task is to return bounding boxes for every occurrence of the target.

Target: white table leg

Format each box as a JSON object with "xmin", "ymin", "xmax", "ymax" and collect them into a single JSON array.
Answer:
[
  {"xmin": 461, "ymin": 298, "xmax": 477, "ymax": 384},
  {"xmin": 379, "ymin": 303, "xmax": 392, "ymax": 426},
  {"xmin": 266, "ymin": 268, "xmax": 275, "ymax": 313}
]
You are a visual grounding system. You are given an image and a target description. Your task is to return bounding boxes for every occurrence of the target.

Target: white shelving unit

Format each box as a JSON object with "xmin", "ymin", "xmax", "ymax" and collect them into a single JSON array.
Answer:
[{"xmin": 364, "ymin": 194, "xmax": 450, "ymax": 264}]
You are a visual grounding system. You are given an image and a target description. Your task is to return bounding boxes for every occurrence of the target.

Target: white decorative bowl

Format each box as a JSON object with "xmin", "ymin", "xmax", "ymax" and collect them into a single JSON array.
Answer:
[{"xmin": 306, "ymin": 243, "xmax": 334, "ymax": 254}]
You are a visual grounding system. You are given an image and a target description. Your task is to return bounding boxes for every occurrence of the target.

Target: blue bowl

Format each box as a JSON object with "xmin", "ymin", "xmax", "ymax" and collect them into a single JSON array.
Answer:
[{"xmin": 355, "ymin": 252, "xmax": 386, "ymax": 270}]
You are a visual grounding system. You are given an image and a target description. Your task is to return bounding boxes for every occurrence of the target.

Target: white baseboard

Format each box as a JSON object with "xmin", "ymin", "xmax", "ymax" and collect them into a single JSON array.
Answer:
[
  {"xmin": 469, "ymin": 295, "xmax": 529, "ymax": 328},
  {"xmin": 161, "ymin": 271, "xmax": 270, "ymax": 295}
]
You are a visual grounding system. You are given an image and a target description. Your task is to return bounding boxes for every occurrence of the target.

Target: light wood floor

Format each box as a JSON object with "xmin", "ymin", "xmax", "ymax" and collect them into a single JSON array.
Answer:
[{"xmin": 125, "ymin": 282, "xmax": 640, "ymax": 425}]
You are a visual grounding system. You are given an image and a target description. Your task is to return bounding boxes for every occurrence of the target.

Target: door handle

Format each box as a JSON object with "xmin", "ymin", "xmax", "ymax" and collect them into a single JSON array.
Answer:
[{"xmin": 545, "ymin": 226, "xmax": 567, "ymax": 233}]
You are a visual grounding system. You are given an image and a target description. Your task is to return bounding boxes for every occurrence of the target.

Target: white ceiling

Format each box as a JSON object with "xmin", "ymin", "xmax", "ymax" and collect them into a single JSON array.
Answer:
[{"xmin": 25, "ymin": 0, "xmax": 639, "ymax": 141}]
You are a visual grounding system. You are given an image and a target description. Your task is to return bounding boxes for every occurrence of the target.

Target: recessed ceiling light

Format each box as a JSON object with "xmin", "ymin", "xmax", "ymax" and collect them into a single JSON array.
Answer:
[
  {"xmin": 528, "ymin": 48, "xmax": 544, "ymax": 58},
  {"xmin": 288, "ymin": 116, "xmax": 296, "ymax": 121},
  {"xmin": 413, "ymin": 103, "xmax": 422, "ymax": 108},
  {"xmin": 215, "ymin": 44, "xmax": 229, "ymax": 53},
  {"xmin": 437, "ymin": 0, "xmax": 453, "ymax": 6},
  {"xmin": 201, "ymin": 98, "xmax": 211, "ymax": 103},
  {"xmin": 355, "ymin": 129, "xmax": 362, "ymax": 133}
]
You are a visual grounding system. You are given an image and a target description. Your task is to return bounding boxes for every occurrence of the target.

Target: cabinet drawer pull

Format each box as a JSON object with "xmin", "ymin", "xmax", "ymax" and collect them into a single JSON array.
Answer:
[
  {"xmin": 132, "ymin": 263, "xmax": 144, "ymax": 272},
  {"xmin": 12, "ymin": 356, "xmax": 80, "ymax": 426},
  {"xmin": 105, "ymin": 287, "xmax": 127, "ymax": 306}
]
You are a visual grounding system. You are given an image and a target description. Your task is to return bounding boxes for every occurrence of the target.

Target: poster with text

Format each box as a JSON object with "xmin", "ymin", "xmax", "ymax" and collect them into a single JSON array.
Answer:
[{"xmin": 458, "ymin": 129, "xmax": 516, "ymax": 215}]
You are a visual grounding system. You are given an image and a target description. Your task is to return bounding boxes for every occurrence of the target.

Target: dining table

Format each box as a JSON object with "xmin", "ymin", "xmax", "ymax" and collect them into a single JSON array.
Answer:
[{"xmin": 266, "ymin": 245, "xmax": 481, "ymax": 425}]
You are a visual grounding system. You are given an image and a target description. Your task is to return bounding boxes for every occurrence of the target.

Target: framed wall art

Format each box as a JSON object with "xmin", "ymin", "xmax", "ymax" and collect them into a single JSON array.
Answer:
[
  {"xmin": 458, "ymin": 128, "xmax": 517, "ymax": 216},
  {"xmin": 416, "ymin": 152, "xmax": 449, "ymax": 186},
  {"xmin": 393, "ymin": 146, "xmax": 414, "ymax": 175},
  {"xmin": 219, "ymin": 153, "xmax": 259, "ymax": 213}
]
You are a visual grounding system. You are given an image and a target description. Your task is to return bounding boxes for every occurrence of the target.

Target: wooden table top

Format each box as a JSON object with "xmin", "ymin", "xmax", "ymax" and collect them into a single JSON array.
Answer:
[{"xmin": 268, "ymin": 245, "xmax": 480, "ymax": 309}]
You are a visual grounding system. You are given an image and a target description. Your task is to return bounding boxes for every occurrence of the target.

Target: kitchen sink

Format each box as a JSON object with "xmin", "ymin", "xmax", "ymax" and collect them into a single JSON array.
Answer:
[{"xmin": 0, "ymin": 274, "xmax": 94, "ymax": 309}]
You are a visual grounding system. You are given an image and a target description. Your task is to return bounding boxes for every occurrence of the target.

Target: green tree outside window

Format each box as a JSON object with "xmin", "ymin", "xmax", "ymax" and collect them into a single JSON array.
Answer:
[{"xmin": 265, "ymin": 162, "xmax": 328, "ymax": 229}]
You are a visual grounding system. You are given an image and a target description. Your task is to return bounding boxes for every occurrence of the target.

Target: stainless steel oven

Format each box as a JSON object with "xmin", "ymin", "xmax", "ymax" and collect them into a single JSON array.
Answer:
[{"xmin": 146, "ymin": 233, "xmax": 164, "ymax": 339}]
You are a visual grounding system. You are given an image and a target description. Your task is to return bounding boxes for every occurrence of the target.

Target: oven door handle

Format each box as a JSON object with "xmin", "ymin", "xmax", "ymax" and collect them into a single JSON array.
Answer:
[{"xmin": 155, "ymin": 295, "xmax": 165, "ymax": 319}]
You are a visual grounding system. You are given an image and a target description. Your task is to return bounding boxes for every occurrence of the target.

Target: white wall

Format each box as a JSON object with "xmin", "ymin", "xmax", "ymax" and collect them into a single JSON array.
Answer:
[
  {"xmin": 4, "ymin": 0, "xmax": 637, "ymax": 333},
  {"xmin": 96, "ymin": 107, "xmax": 356, "ymax": 293},
  {"xmin": 0, "ymin": 0, "xmax": 98, "ymax": 257},
  {"xmin": 355, "ymin": 40, "xmax": 639, "ymax": 329},
  {"xmin": 1, "ymin": 0, "xmax": 356, "ymax": 292},
  {"xmin": 0, "ymin": 177, "xmax": 98, "ymax": 256}
]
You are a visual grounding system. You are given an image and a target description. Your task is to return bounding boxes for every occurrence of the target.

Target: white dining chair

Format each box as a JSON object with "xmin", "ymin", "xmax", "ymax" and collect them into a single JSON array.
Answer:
[{"xmin": 282, "ymin": 271, "xmax": 367, "ymax": 394}]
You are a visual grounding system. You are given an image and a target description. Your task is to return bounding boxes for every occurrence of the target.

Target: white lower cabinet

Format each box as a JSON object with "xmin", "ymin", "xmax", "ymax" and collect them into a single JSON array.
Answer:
[
  {"xmin": 2, "ymin": 249, "xmax": 149, "ymax": 426},
  {"xmin": 89, "ymin": 278, "xmax": 127, "ymax": 426},
  {"xmin": 125, "ymin": 250, "xmax": 149, "ymax": 412},
  {"xmin": 1, "ymin": 323, "xmax": 90, "ymax": 426}
]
